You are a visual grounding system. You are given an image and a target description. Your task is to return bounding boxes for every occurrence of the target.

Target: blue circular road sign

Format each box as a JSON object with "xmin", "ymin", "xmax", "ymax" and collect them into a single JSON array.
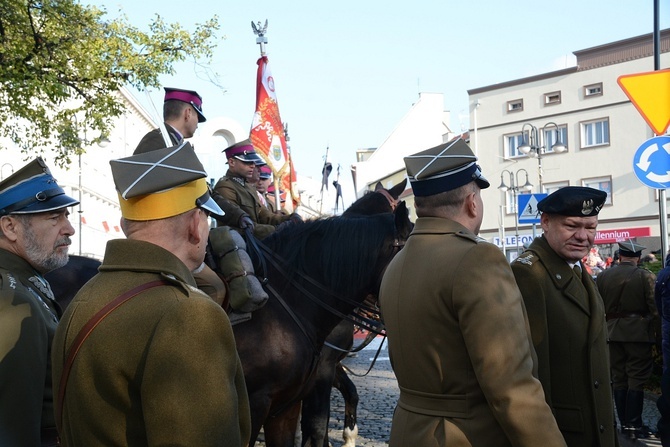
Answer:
[{"xmin": 633, "ymin": 136, "xmax": 670, "ymax": 189}]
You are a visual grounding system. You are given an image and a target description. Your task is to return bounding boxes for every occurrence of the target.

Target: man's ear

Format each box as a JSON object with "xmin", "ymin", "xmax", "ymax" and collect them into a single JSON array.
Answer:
[
  {"xmin": 0, "ymin": 216, "xmax": 20, "ymax": 242},
  {"xmin": 187, "ymin": 209, "xmax": 203, "ymax": 245},
  {"xmin": 465, "ymin": 192, "xmax": 477, "ymax": 218}
]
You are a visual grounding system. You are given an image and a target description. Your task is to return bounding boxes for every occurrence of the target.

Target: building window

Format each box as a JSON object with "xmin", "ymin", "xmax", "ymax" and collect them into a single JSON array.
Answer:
[
  {"xmin": 544, "ymin": 91, "xmax": 561, "ymax": 106},
  {"xmin": 507, "ymin": 99, "xmax": 523, "ymax": 113},
  {"xmin": 582, "ymin": 176, "xmax": 612, "ymax": 206},
  {"xmin": 543, "ymin": 181, "xmax": 569, "ymax": 195},
  {"xmin": 542, "ymin": 125, "xmax": 568, "ymax": 153},
  {"xmin": 504, "ymin": 133, "xmax": 525, "ymax": 158},
  {"xmin": 584, "ymin": 83, "xmax": 603, "ymax": 97},
  {"xmin": 581, "ymin": 118, "xmax": 610, "ymax": 148}
]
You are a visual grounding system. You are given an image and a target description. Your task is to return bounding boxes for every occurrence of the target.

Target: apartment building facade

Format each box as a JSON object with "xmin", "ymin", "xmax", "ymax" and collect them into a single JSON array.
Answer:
[{"xmin": 469, "ymin": 29, "xmax": 670, "ymax": 261}]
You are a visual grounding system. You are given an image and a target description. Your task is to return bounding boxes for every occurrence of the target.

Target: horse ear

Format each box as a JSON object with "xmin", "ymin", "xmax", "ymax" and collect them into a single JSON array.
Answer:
[
  {"xmin": 394, "ymin": 201, "xmax": 413, "ymax": 238},
  {"xmin": 387, "ymin": 179, "xmax": 407, "ymax": 199},
  {"xmin": 374, "ymin": 182, "xmax": 383, "ymax": 191}
]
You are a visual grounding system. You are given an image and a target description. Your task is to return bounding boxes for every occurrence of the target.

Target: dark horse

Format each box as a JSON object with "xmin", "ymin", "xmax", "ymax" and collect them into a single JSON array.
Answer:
[
  {"xmin": 300, "ymin": 179, "xmax": 408, "ymax": 447},
  {"xmin": 45, "ymin": 206, "xmax": 411, "ymax": 447},
  {"xmin": 45, "ymin": 254, "xmax": 101, "ymax": 311}
]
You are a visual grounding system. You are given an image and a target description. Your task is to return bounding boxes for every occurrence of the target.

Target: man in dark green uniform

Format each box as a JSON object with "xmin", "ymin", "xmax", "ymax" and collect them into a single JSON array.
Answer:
[
  {"xmin": 511, "ymin": 186, "xmax": 617, "ymax": 447},
  {"xmin": 0, "ymin": 158, "xmax": 78, "ymax": 446},
  {"xmin": 214, "ymin": 139, "xmax": 297, "ymax": 239},
  {"xmin": 597, "ymin": 240, "xmax": 658, "ymax": 439},
  {"xmin": 52, "ymin": 143, "xmax": 251, "ymax": 446},
  {"xmin": 380, "ymin": 138, "xmax": 566, "ymax": 447}
]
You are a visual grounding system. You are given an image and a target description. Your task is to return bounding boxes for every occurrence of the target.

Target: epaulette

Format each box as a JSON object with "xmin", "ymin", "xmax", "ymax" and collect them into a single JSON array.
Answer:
[
  {"xmin": 0, "ymin": 269, "xmax": 17, "ymax": 302},
  {"xmin": 160, "ymin": 273, "xmax": 207, "ymax": 298},
  {"xmin": 454, "ymin": 230, "xmax": 479, "ymax": 243},
  {"xmin": 514, "ymin": 252, "xmax": 536, "ymax": 266}
]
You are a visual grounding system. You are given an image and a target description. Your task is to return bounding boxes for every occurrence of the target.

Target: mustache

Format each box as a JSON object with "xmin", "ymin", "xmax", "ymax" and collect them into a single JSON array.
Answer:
[{"xmin": 55, "ymin": 237, "xmax": 71, "ymax": 248}]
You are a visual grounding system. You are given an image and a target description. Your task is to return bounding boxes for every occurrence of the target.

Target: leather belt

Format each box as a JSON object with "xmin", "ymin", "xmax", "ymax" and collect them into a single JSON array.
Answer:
[{"xmin": 606, "ymin": 312, "xmax": 647, "ymax": 321}]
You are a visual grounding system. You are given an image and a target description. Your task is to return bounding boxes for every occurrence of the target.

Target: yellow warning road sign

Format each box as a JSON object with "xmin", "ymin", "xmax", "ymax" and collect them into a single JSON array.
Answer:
[{"xmin": 618, "ymin": 69, "xmax": 670, "ymax": 136}]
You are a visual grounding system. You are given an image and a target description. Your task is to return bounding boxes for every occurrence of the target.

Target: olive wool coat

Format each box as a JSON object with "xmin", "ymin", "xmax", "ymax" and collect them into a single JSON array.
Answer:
[
  {"xmin": 52, "ymin": 239, "xmax": 251, "ymax": 446},
  {"xmin": 0, "ymin": 249, "xmax": 61, "ymax": 446},
  {"xmin": 380, "ymin": 217, "xmax": 566, "ymax": 447},
  {"xmin": 214, "ymin": 171, "xmax": 290, "ymax": 239},
  {"xmin": 512, "ymin": 235, "xmax": 618, "ymax": 447}
]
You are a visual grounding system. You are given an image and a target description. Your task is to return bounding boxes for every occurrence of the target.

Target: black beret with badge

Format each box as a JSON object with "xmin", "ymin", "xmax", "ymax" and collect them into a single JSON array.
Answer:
[
  {"xmin": 537, "ymin": 186, "xmax": 607, "ymax": 217},
  {"xmin": 0, "ymin": 157, "xmax": 78, "ymax": 216},
  {"xmin": 110, "ymin": 141, "xmax": 224, "ymax": 221},
  {"xmin": 403, "ymin": 138, "xmax": 490, "ymax": 197},
  {"xmin": 618, "ymin": 240, "xmax": 645, "ymax": 257}
]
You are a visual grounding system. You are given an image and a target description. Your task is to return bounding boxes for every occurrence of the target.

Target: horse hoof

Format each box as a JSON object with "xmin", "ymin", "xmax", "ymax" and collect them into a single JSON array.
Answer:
[{"xmin": 343, "ymin": 424, "xmax": 358, "ymax": 447}]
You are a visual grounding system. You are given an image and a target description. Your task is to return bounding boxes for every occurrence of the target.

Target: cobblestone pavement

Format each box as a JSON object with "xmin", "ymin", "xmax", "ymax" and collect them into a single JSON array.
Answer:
[
  {"xmin": 256, "ymin": 337, "xmax": 396, "ymax": 447},
  {"xmin": 258, "ymin": 337, "xmax": 666, "ymax": 447}
]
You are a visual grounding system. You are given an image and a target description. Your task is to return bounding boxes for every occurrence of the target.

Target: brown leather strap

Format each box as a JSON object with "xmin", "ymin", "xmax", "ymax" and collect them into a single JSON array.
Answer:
[{"xmin": 56, "ymin": 279, "xmax": 169, "ymax": 432}]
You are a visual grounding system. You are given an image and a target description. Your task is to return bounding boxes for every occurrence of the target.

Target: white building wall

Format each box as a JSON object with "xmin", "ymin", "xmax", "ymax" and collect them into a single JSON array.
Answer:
[{"xmin": 352, "ymin": 92, "xmax": 452, "ymax": 198}]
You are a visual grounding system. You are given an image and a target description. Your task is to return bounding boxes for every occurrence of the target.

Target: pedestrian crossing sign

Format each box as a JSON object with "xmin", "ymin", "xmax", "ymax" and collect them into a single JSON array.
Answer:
[{"xmin": 517, "ymin": 193, "xmax": 547, "ymax": 224}]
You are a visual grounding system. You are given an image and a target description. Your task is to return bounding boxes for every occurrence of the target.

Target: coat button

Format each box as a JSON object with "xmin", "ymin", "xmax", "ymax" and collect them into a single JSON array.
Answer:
[
  {"xmin": 594, "ymin": 380, "xmax": 600, "ymax": 388},
  {"xmin": 599, "ymin": 425, "xmax": 605, "ymax": 433}
]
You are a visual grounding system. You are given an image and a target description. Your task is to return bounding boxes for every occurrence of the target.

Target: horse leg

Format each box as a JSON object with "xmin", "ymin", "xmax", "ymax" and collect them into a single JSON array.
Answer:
[
  {"xmin": 263, "ymin": 401, "xmax": 302, "ymax": 447},
  {"xmin": 300, "ymin": 361, "xmax": 335, "ymax": 447},
  {"xmin": 333, "ymin": 363, "xmax": 359, "ymax": 447}
]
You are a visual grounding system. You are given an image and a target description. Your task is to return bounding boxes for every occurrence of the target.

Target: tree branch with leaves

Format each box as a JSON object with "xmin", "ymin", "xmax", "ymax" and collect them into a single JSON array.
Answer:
[{"xmin": 0, "ymin": 0, "xmax": 220, "ymax": 165}]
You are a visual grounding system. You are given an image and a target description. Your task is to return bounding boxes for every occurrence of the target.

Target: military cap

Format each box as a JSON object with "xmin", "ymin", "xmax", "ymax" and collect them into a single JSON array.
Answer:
[
  {"xmin": 403, "ymin": 138, "xmax": 490, "ymax": 196},
  {"xmin": 618, "ymin": 240, "xmax": 645, "ymax": 257},
  {"xmin": 223, "ymin": 139, "xmax": 265, "ymax": 164},
  {"xmin": 259, "ymin": 165, "xmax": 272, "ymax": 180},
  {"xmin": 0, "ymin": 158, "xmax": 78, "ymax": 216},
  {"xmin": 537, "ymin": 186, "xmax": 607, "ymax": 217},
  {"xmin": 164, "ymin": 87, "xmax": 206, "ymax": 123},
  {"xmin": 110, "ymin": 141, "xmax": 224, "ymax": 221}
]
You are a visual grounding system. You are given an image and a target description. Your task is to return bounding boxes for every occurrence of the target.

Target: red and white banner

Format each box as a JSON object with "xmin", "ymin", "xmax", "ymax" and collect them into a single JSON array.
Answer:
[{"xmin": 250, "ymin": 56, "xmax": 299, "ymax": 210}]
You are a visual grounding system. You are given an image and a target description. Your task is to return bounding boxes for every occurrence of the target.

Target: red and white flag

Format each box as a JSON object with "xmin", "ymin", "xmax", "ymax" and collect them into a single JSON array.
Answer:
[{"xmin": 250, "ymin": 56, "xmax": 299, "ymax": 211}]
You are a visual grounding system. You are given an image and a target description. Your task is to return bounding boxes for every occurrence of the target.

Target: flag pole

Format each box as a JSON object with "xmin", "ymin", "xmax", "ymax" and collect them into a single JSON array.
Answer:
[
  {"xmin": 334, "ymin": 164, "xmax": 341, "ymax": 214},
  {"xmin": 252, "ymin": 19, "xmax": 280, "ymax": 208}
]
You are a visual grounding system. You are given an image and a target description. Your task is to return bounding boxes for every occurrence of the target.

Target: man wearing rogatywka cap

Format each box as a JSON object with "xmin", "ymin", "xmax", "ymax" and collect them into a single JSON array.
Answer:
[
  {"xmin": 214, "ymin": 139, "xmax": 299, "ymax": 239},
  {"xmin": 379, "ymin": 138, "xmax": 566, "ymax": 447},
  {"xmin": 134, "ymin": 87, "xmax": 253, "ymax": 231},
  {"xmin": 135, "ymin": 87, "xmax": 206, "ymax": 153},
  {"xmin": 597, "ymin": 239, "xmax": 659, "ymax": 439},
  {"xmin": 52, "ymin": 143, "xmax": 251, "ymax": 446},
  {"xmin": 511, "ymin": 186, "xmax": 617, "ymax": 446},
  {"xmin": 0, "ymin": 158, "xmax": 78, "ymax": 446},
  {"xmin": 255, "ymin": 165, "xmax": 272, "ymax": 208}
]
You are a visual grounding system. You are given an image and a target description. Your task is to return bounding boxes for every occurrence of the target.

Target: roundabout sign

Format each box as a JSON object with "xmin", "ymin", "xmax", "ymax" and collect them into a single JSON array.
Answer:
[{"xmin": 633, "ymin": 136, "xmax": 670, "ymax": 189}]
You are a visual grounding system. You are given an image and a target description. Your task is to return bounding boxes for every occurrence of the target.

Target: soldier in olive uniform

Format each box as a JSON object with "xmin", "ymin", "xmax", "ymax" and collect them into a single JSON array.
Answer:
[
  {"xmin": 0, "ymin": 158, "xmax": 78, "ymax": 446},
  {"xmin": 597, "ymin": 240, "xmax": 658, "ymax": 439},
  {"xmin": 511, "ymin": 186, "xmax": 618, "ymax": 447},
  {"xmin": 214, "ymin": 139, "xmax": 297, "ymax": 239},
  {"xmin": 380, "ymin": 138, "xmax": 566, "ymax": 447},
  {"xmin": 133, "ymin": 88, "xmax": 253, "ymax": 306},
  {"xmin": 52, "ymin": 143, "xmax": 251, "ymax": 446}
]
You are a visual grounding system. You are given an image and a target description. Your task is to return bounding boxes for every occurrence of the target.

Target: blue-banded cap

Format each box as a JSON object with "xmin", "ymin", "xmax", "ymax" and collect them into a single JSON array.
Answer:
[
  {"xmin": 404, "ymin": 138, "xmax": 490, "ymax": 197},
  {"xmin": 0, "ymin": 158, "xmax": 78, "ymax": 216}
]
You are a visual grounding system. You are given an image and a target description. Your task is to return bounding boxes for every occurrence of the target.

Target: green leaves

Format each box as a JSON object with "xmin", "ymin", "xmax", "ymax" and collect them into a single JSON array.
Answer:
[{"xmin": 0, "ymin": 0, "xmax": 219, "ymax": 166}]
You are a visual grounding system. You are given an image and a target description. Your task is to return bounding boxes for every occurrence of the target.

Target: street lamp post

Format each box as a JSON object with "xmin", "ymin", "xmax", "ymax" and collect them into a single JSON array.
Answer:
[
  {"xmin": 499, "ymin": 169, "xmax": 533, "ymax": 256},
  {"xmin": 518, "ymin": 122, "xmax": 567, "ymax": 191}
]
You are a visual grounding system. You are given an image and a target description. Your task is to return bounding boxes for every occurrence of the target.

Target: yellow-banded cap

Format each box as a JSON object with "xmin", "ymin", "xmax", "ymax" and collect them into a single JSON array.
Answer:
[{"xmin": 110, "ymin": 142, "xmax": 224, "ymax": 221}]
